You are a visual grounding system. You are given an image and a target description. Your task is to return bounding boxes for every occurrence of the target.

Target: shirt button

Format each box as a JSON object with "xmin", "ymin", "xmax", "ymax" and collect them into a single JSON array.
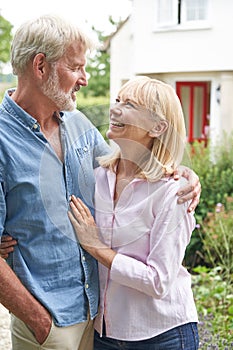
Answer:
[
  {"xmin": 85, "ymin": 283, "xmax": 89, "ymax": 289},
  {"xmin": 82, "ymin": 255, "xmax": 86, "ymax": 261},
  {"xmin": 33, "ymin": 124, "xmax": 38, "ymax": 129},
  {"xmin": 83, "ymin": 146, "xmax": 88, "ymax": 152}
]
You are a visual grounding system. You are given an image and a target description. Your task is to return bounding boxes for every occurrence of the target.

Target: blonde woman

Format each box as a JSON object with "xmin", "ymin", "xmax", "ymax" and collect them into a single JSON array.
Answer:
[{"xmin": 69, "ymin": 76, "xmax": 199, "ymax": 350}]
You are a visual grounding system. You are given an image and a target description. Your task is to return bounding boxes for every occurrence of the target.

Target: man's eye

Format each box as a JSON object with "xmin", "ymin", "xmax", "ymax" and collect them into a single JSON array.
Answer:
[{"xmin": 115, "ymin": 98, "xmax": 120, "ymax": 103}]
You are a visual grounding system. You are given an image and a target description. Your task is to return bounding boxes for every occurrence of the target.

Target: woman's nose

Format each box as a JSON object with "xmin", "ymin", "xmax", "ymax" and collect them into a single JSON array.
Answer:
[{"xmin": 110, "ymin": 104, "xmax": 122, "ymax": 115}]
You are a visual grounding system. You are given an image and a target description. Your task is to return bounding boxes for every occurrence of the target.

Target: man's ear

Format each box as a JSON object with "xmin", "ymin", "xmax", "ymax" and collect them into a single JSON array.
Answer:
[
  {"xmin": 148, "ymin": 120, "xmax": 168, "ymax": 138},
  {"xmin": 33, "ymin": 53, "xmax": 47, "ymax": 76}
]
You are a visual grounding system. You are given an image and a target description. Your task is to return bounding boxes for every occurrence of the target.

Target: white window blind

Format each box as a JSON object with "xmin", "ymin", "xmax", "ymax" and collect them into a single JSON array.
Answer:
[
  {"xmin": 182, "ymin": 0, "xmax": 209, "ymax": 23},
  {"xmin": 156, "ymin": 0, "xmax": 178, "ymax": 26}
]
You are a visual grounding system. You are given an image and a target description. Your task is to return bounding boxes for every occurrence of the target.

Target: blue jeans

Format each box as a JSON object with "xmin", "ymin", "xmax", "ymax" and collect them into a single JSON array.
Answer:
[{"xmin": 94, "ymin": 322, "xmax": 199, "ymax": 350}]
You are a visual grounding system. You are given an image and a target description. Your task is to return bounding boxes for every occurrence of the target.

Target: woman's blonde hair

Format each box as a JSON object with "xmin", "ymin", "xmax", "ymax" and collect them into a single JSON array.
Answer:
[
  {"xmin": 99, "ymin": 76, "xmax": 186, "ymax": 182},
  {"xmin": 11, "ymin": 14, "xmax": 96, "ymax": 75}
]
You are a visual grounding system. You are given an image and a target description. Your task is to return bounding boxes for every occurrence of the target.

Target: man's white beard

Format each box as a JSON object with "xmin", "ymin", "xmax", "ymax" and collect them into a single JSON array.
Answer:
[{"xmin": 41, "ymin": 65, "xmax": 76, "ymax": 111}]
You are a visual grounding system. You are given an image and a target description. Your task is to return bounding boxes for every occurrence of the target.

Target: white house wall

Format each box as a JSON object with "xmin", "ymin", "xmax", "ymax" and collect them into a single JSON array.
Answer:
[
  {"xmin": 131, "ymin": 0, "xmax": 233, "ymax": 73},
  {"xmin": 110, "ymin": 0, "xmax": 233, "ymax": 141},
  {"xmin": 110, "ymin": 20, "xmax": 135, "ymax": 102}
]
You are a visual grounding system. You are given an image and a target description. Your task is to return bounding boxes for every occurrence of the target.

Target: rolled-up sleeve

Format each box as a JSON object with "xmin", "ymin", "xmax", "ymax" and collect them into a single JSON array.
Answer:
[{"xmin": 0, "ymin": 171, "xmax": 6, "ymax": 236}]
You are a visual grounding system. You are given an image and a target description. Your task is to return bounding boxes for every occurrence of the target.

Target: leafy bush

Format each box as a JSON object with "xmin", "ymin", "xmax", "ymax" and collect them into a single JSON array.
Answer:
[
  {"xmin": 182, "ymin": 135, "xmax": 233, "ymax": 268},
  {"xmin": 76, "ymin": 93, "xmax": 110, "ymax": 141},
  {"xmin": 198, "ymin": 198, "xmax": 233, "ymax": 276},
  {"xmin": 192, "ymin": 266, "xmax": 233, "ymax": 348},
  {"xmin": 183, "ymin": 136, "xmax": 233, "ymax": 222}
]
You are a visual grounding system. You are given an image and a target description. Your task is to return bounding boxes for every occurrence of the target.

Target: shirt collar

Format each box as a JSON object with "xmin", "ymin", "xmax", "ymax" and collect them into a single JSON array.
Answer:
[{"xmin": 3, "ymin": 89, "xmax": 64, "ymax": 132}]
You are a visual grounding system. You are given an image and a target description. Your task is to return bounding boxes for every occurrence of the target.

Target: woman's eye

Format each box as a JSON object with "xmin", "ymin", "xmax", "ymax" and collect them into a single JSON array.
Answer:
[
  {"xmin": 126, "ymin": 101, "xmax": 135, "ymax": 108},
  {"xmin": 114, "ymin": 99, "xmax": 135, "ymax": 108}
]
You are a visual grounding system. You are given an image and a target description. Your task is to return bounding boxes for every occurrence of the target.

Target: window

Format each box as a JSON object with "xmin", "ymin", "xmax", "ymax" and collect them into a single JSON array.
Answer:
[
  {"xmin": 156, "ymin": 0, "xmax": 178, "ymax": 26},
  {"xmin": 155, "ymin": 0, "xmax": 210, "ymax": 28},
  {"xmin": 182, "ymin": 0, "xmax": 209, "ymax": 24}
]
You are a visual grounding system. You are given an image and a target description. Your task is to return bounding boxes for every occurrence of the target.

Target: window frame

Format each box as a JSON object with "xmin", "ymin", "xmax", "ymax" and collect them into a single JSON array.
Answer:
[
  {"xmin": 181, "ymin": 0, "xmax": 211, "ymax": 27},
  {"xmin": 154, "ymin": 0, "xmax": 211, "ymax": 31}
]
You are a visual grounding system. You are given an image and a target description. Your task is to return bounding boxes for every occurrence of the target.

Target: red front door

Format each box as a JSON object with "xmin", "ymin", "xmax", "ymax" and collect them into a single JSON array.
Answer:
[{"xmin": 176, "ymin": 82, "xmax": 210, "ymax": 143}]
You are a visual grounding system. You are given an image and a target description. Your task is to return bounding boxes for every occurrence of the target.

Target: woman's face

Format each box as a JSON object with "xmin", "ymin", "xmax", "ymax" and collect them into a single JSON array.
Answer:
[{"xmin": 107, "ymin": 98, "xmax": 156, "ymax": 150}]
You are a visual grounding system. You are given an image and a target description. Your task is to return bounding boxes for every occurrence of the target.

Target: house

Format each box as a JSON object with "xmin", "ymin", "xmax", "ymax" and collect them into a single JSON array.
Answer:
[{"xmin": 109, "ymin": 0, "xmax": 233, "ymax": 144}]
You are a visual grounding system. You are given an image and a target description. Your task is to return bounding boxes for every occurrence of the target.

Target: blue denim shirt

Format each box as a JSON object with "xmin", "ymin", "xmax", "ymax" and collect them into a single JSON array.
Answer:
[{"xmin": 0, "ymin": 90, "xmax": 110, "ymax": 326}]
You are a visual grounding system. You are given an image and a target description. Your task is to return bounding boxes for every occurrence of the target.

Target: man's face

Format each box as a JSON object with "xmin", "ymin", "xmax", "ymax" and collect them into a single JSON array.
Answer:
[{"xmin": 41, "ymin": 41, "xmax": 88, "ymax": 111}]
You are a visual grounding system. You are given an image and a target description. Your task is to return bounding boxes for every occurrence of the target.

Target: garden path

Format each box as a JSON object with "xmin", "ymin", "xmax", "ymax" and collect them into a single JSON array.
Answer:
[{"xmin": 0, "ymin": 304, "xmax": 11, "ymax": 350}]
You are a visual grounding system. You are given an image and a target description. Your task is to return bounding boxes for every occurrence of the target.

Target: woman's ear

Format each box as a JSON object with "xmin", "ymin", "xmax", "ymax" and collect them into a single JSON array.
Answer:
[{"xmin": 148, "ymin": 120, "xmax": 168, "ymax": 138}]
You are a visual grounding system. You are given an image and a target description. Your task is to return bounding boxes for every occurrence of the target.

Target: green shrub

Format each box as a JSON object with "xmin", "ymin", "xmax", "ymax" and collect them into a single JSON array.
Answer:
[
  {"xmin": 76, "ymin": 93, "xmax": 110, "ymax": 141},
  {"xmin": 198, "ymin": 197, "xmax": 233, "ymax": 276},
  {"xmin": 183, "ymin": 135, "xmax": 233, "ymax": 268},
  {"xmin": 192, "ymin": 266, "xmax": 233, "ymax": 348}
]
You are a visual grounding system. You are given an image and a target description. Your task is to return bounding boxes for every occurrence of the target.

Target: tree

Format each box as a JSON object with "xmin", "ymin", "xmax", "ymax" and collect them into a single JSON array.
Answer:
[
  {"xmin": 83, "ymin": 16, "xmax": 126, "ymax": 98},
  {"xmin": 83, "ymin": 28, "xmax": 110, "ymax": 98},
  {"xmin": 0, "ymin": 15, "xmax": 13, "ymax": 72}
]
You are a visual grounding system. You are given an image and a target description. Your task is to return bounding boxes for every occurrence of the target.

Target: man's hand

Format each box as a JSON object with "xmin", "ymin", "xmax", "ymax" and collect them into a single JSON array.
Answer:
[
  {"xmin": 173, "ymin": 165, "xmax": 201, "ymax": 212},
  {"xmin": 0, "ymin": 257, "xmax": 52, "ymax": 345},
  {"xmin": 28, "ymin": 306, "xmax": 52, "ymax": 344},
  {"xmin": 0, "ymin": 235, "xmax": 17, "ymax": 259},
  {"xmin": 0, "ymin": 236, "xmax": 52, "ymax": 344}
]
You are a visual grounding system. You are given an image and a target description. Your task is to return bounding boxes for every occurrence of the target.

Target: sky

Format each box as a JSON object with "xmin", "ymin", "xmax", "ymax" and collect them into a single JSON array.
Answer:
[{"xmin": 0, "ymin": 0, "xmax": 132, "ymax": 34}]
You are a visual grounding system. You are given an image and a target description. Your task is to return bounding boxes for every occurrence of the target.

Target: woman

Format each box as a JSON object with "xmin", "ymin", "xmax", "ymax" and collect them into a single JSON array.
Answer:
[{"xmin": 68, "ymin": 76, "xmax": 199, "ymax": 349}]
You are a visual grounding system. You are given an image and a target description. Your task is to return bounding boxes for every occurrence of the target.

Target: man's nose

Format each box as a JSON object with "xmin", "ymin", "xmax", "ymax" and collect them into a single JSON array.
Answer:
[{"xmin": 78, "ymin": 69, "xmax": 88, "ymax": 86}]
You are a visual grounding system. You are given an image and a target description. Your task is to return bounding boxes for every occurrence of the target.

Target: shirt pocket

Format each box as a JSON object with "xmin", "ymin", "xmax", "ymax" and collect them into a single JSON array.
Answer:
[
  {"xmin": 74, "ymin": 145, "xmax": 96, "ymax": 217},
  {"xmin": 75, "ymin": 144, "xmax": 95, "ymax": 188}
]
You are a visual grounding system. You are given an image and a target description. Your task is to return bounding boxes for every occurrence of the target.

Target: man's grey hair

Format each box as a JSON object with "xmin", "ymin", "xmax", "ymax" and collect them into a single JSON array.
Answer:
[{"xmin": 11, "ymin": 14, "xmax": 97, "ymax": 75}]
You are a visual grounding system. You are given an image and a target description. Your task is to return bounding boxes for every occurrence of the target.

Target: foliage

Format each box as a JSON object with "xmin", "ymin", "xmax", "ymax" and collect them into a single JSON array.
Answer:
[
  {"xmin": 183, "ymin": 136, "xmax": 233, "ymax": 222},
  {"xmin": 84, "ymin": 48, "xmax": 110, "ymax": 98},
  {"xmin": 76, "ymin": 92, "xmax": 110, "ymax": 140},
  {"xmin": 182, "ymin": 135, "xmax": 233, "ymax": 268},
  {"xmin": 83, "ymin": 18, "xmax": 126, "ymax": 98},
  {"xmin": 0, "ymin": 15, "xmax": 13, "ymax": 71},
  {"xmin": 0, "ymin": 89, "xmax": 4, "ymax": 101},
  {"xmin": 82, "ymin": 22, "xmax": 116, "ymax": 98},
  {"xmin": 187, "ymin": 147, "xmax": 233, "ymax": 348},
  {"xmin": 192, "ymin": 266, "xmax": 233, "ymax": 348},
  {"xmin": 198, "ymin": 198, "xmax": 233, "ymax": 276}
]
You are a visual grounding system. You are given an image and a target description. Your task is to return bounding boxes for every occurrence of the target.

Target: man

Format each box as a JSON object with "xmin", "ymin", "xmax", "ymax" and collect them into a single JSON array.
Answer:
[
  {"xmin": 0, "ymin": 14, "xmax": 200, "ymax": 350},
  {"xmin": 0, "ymin": 14, "xmax": 110, "ymax": 350}
]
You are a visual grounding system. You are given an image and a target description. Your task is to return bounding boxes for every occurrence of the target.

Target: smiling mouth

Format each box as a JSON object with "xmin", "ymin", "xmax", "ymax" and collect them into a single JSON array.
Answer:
[
  {"xmin": 72, "ymin": 86, "xmax": 80, "ymax": 93},
  {"xmin": 111, "ymin": 121, "xmax": 125, "ymax": 127}
]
